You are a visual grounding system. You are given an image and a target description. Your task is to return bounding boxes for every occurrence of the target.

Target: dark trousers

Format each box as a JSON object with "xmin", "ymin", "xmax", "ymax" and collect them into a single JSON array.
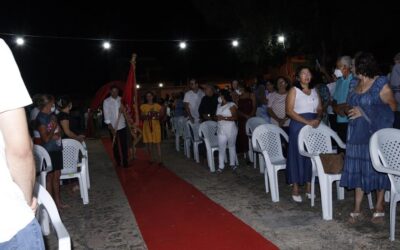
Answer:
[
  {"xmin": 336, "ymin": 122, "xmax": 348, "ymax": 153},
  {"xmin": 109, "ymin": 127, "xmax": 128, "ymax": 167}
]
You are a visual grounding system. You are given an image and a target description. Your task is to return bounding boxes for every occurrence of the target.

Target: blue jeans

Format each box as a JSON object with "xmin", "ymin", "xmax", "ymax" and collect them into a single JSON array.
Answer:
[{"xmin": 0, "ymin": 219, "xmax": 45, "ymax": 250}]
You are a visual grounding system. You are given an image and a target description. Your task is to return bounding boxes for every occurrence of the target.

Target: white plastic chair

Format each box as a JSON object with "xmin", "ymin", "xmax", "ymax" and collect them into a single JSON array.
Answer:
[
  {"xmin": 370, "ymin": 128, "xmax": 400, "ymax": 241},
  {"xmin": 199, "ymin": 121, "xmax": 219, "ymax": 172},
  {"xmin": 252, "ymin": 124, "xmax": 288, "ymax": 202},
  {"xmin": 172, "ymin": 116, "xmax": 186, "ymax": 152},
  {"xmin": 35, "ymin": 183, "xmax": 71, "ymax": 250},
  {"xmin": 60, "ymin": 139, "xmax": 89, "ymax": 205},
  {"xmin": 33, "ymin": 145, "xmax": 53, "ymax": 189},
  {"xmin": 81, "ymin": 141, "xmax": 90, "ymax": 190},
  {"xmin": 187, "ymin": 120, "xmax": 203, "ymax": 163},
  {"xmin": 246, "ymin": 117, "xmax": 268, "ymax": 172},
  {"xmin": 298, "ymin": 123, "xmax": 346, "ymax": 220}
]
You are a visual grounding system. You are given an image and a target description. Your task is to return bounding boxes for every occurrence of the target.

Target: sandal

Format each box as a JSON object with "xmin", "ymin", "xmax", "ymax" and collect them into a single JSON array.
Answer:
[
  {"xmin": 371, "ymin": 211, "xmax": 385, "ymax": 224},
  {"xmin": 348, "ymin": 212, "xmax": 363, "ymax": 224}
]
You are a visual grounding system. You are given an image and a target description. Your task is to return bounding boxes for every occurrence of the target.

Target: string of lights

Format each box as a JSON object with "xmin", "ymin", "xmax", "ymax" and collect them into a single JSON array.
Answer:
[{"xmin": 0, "ymin": 32, "xmax": 285, "ymax": 50}]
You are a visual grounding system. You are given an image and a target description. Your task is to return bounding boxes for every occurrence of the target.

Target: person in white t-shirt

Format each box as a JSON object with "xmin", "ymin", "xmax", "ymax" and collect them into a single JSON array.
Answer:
[
  {"xmin": 183, "ymin": 79, "xmax": 205, "ymax": 123},
  {"xmin": 183, "ymin": 79, "xmax": 205, "ymax": 142},
  {"xmin": 0, "ymin": 39, "xmax": 45, "ymax": 249}
]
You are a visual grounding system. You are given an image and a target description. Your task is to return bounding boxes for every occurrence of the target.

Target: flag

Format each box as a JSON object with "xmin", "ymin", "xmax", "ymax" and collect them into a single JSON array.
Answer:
[{"xmin": 122, "ymin": 57, "xmax": 139, "ymax": 125}]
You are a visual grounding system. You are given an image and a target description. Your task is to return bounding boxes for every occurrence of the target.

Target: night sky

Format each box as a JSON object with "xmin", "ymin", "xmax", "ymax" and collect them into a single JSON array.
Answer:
[{"xmin": 1, "ymin": 1, "xmax": 399, "ymax": 97}]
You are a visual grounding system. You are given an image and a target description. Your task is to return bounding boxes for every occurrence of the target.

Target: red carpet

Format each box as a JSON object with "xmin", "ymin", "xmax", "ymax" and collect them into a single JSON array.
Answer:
[{"xmin": 102, "ymin": 139, "xmax": 278, "ymax": 250}]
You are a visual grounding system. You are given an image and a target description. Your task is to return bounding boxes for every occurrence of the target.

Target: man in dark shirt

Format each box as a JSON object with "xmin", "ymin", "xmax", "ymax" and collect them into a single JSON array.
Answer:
[{"xmin": 198, "ymin": 84, "xmax": 218, "ymax": 122}]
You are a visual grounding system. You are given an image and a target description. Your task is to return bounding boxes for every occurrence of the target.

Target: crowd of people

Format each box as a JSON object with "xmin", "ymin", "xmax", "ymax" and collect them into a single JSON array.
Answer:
[{"xmin": 166, "ymin": 51, "xmax": 400, "ymax": 223}]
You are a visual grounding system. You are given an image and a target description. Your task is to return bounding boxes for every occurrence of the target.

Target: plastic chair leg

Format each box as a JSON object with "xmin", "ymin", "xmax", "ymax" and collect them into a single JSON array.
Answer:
[
  {"xmin": 367, "ymin": 193, "xmax": 374, "ymax": 210},
  {"xmin": 248, "ymin": 139, "xmax": 254, "ymax": 162},
  {"xmin": 40, "ymin": 208, "xmax": 50, "ymax": 236},
  {"xmin": 319, "ymin": 178, "xmax": 333, "ymax": 220},
  {"xmin": 311, "ymin": 174, "xmax": 316, "ymax": 207},
  {"xmin": 390, "ymin": 195, "xmax": 397, "ymax": 241},
  {"xmin": 259, "ymin": 154, "xmax": 264, "ymax": 174},
  {"xmin": 264, "ymin": 170, "xmax": 269, "ymax": 194},
  {"xmin": 385, "ymin": 191, "xmax": 390, "ymax": 203},
  {"xmin": 175, "ymin": 135, "xmax": 180, "ymax": 152},
  {"xmin": 336, "ymin": 181, "xmax": 345, "ymax": 200}
]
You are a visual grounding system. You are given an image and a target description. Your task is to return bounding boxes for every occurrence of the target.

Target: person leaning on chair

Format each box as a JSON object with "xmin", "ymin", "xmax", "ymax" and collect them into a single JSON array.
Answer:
[
  {"xmin": 103, "ymin": 86, "xmax": 129, "ymax": 168},
  {"xmin": 0, "ymin": 39, "xmax": 45, "ymax": 249}
]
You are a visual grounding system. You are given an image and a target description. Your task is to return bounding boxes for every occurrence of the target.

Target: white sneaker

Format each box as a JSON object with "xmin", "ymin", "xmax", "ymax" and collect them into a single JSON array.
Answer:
[{"xmin": 292, "ymin": 195, "xmax": 302, "ymax": 203}]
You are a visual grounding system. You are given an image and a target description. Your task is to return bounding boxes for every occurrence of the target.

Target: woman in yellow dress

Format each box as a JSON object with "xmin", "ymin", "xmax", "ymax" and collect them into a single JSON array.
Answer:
[{"xmin": 140, "ymin": 91, "xmax": 164, "ymax": 165}]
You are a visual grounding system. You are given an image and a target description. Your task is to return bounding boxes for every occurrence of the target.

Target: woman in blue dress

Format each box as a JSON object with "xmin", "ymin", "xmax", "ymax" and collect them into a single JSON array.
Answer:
[
  {"xmin": 286, "ymin": 66, "xmax": 322, "ymax": 202},
  {"xmin": 340, "ymin": 53, "xmax": 397, "ymax": 223}
]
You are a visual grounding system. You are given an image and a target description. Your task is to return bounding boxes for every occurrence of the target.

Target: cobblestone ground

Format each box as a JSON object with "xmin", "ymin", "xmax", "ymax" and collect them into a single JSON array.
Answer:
[{"xmin": 44, "ymin": 137, "xmax": 400, "ymax": 249}]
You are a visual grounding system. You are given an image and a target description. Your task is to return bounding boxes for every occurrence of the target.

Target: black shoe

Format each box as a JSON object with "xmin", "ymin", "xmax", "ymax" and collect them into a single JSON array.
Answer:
[{"xmin": 216, "ymin": 168, "xmax": 224, "ymax": 174}]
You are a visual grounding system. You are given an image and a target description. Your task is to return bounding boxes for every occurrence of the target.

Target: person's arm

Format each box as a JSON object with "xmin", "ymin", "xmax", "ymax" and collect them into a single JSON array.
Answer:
[
  {"xmin": 60, "ymin": 119, "xmax": 84, "ymax": 142},
  {"xmin": 0, "ymin": 108, "xmax": 35, "ymax": 206},
  {"xmin": 380, "ymin": 84, "xmax": 397, "ymax": 111},
  {"xmin": 103, "ymin": 100, "xmax": 115, "ymax": 134},
  {"xmin": 286, "ymin": 88, "xmax": 319, "ymax": 127}
]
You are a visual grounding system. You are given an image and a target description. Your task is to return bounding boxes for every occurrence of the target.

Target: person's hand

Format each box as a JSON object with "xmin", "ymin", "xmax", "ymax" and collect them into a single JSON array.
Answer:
[
  {"xmin": 77, "ymin": 135, "xmax": 85, "ymax": 142},
  {"xmin": 30, "ymin": 197, "xmax": 38, "ymax": 214},
  {"xmin": 308, "ymin": 119, "xmax": 320, "ymax": 128},
  {"xmin": 348, "ymin": 107, "xmax": 362, "ymax": 120},
  {"xmin": 119, "ymin": 105, "xmax": 126, "ymax": 113},
  {"xmin": 216, "ymin": 115, "xmax": 223, "ymax": 121}
]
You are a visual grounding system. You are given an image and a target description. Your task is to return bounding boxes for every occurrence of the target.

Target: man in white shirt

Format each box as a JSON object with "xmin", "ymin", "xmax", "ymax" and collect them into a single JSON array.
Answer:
[
  {"xmin": 183, "ymin": 79, "xmax": 205, "ymax": 123},
  {"xmin": 103, "ymin": 86, "xmax": 129, "ymax": 167},
  {"xmin": 183, "ymin": 79, "xmax": 204, "ymax": 144},
  {"xmin": 0, "ymin": 39, "xmax": 45, "ymax": 249}
]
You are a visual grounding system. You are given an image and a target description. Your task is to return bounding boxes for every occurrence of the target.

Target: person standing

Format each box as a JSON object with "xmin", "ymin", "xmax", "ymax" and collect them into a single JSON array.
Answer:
[
  {"xmin": 286, "ymin": 67, "xmax": 322, "ymax": 203},
  {"xmin": 332, "ymin": 56, "xmax": 355, "ymax": 143},
  {"xmin": 236, "ymin": 84, "xmax": 256, "ymax": 158},
  {"xmin": 267, "ymin": 77, "xmax": 290, "ymax": 132},
  {"xmin": 103, "ymin": 86, "xmax": 129, "ymax": 168},
  {"xmin": 0, "ymin": 38, "xmax": 45, "ymax": 249},
  {"xmin": 390, "ymin": 53, "xmax": 400, "ymax": 129},
  {"xmin": 216, "ymin": 90, "xmax": 238, "ymax": 173},
  {"xmin": 198, "ymin": 84, "xmax": 218, "ymax": 121},
  {"xmin": 340, "ymin": 53, "xmax": 396, "ymax": 223},
  {"xmin": 183, "ymin": 79, "xmax": 205, "ymax": 144},
  {"xmin": 140, "ymin": 92, "xmax": 164, "ymax": 165}
]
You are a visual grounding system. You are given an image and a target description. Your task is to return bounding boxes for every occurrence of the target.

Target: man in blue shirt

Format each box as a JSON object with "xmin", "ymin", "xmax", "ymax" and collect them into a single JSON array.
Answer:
[{"xmin": 332, "ymin": 56, "xmax": 354, "ymax": 144}]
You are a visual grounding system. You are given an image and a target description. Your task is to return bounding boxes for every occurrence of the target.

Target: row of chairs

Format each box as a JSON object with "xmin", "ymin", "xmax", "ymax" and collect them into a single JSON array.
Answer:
[
  {"xmin": 173, "ymin": 116, "xmax": 400, "ymax": 240},
  {"xmin": 254, "ymin": 122, "xmax": 400, "ymax": 241},
  {"xmin": 33, "ymin": 139, "xmax": 90, "ymax": 249}
]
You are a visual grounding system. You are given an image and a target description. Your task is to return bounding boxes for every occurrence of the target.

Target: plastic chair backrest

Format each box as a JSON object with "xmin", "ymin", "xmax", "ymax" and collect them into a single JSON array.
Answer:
[
  {"xmin": 245, "ymin": 117, "xmax": 268, "ymax": 137},
  {"xmin": 35, "ymin": 183, "xmax": 71, "ymax": 250},
  {"xmin": 252, "ymin": 124, "xmax": 288, "ymax": 163},
  {"xmin": 199, "ymin": 121, "xmax": 218, "ymax": 148},
  {"xmin": 33, "ymin": 145, "xmax": 52, "ymax": 173},
  {"xmin": 61, "ymin": 139, "xmax": 85, "ymax": 175},
  {"xmin": 370, "ymin": 128, "xmax": 400, "ymax": 193},
  {"xmin": 298, "ymin": 123, "xmax": 334, "ymax": 155}
]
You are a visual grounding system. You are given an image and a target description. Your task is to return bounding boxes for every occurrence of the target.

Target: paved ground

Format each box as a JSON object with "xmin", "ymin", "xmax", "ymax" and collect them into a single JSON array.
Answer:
[
  {"xmin": 44, "ymin": 139, "xmax": 147, "ymax": 250},
  {"xmin": 44, "ymin": 137, "xmax": 400, "ymax": 249}
]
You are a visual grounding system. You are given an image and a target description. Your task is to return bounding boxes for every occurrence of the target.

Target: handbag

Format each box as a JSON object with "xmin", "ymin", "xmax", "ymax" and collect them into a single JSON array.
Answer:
[{"xmin": 319, "ymin": 152, "xmax": 344, "ymax": 174}]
